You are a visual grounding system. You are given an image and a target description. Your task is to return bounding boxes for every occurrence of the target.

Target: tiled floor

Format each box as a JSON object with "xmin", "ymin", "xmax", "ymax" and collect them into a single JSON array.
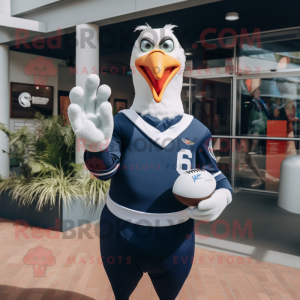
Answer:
[{"xmin": 1, "ymin": 218, "xmax": 300, "ymax": 300}]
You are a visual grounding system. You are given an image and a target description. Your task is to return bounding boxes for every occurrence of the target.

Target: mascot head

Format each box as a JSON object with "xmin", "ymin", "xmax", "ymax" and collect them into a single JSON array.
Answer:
[{"xmin": 130, "ymin": 24, "xmax": 186, "ymax": 120}]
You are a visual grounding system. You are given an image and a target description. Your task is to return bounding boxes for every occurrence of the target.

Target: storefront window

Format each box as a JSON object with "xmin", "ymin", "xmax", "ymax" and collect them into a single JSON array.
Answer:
[
  {"xmin": 237, "ymin": 77, "xmax": 300, "ymax": 138},
  {"xmin": 184, "ymin": 39, "xmax": 234, "ymax": 76},
  {"xmin": 233, "ymin": 138, "xmax": 300, "ymax": 192},
  {"xmin": 237, "ymin": 29, "xmax": 300, "ymax": 74},
  {"xmin": 190, "ymin": 78, "xmax": 232, "ymax": 135},
  {"xmin": 182, "ymin": 29, "xmax": 300, "ymax": 193}
]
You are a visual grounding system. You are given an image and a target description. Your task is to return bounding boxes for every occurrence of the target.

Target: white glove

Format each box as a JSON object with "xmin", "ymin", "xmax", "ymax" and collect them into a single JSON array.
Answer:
[
  {"xmin": 68, "ymin": 74, "xmax": 113, "ymax": 152},
  {"xmin": 186, "ymin": 188, "xmax": 232, "ymax": 222}
]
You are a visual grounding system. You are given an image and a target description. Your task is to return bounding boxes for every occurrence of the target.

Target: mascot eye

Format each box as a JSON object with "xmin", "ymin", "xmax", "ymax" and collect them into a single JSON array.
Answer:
[
  {"xmin": 160, "ymin": 39, "xmax": 174, "ymax": 52},
  {"xmin": 140, "ymin": 39, "xmax": 154, "ymax": 52}
]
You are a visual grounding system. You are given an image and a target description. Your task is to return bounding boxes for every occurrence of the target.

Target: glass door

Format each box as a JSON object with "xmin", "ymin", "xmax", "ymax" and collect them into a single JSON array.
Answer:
[
  {"xmin": 234, "ymin": 74, "xmax": 300, "ymax": 192},
  {"xmin": 190, "ymin": 77, "xmax": 232, "ymax": 136}
]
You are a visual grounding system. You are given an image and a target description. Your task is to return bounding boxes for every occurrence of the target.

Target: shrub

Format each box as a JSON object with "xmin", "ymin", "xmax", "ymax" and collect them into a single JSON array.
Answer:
[{"xmin": 0, "ymin": 113, "xmax": 110, "ymax": 211}]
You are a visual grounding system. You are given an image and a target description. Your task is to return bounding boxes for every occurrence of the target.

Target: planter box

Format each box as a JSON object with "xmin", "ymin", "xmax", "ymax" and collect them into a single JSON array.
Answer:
[{"xmin": 0, "ymin": 190, "xmax": 105, "ymax": 232}]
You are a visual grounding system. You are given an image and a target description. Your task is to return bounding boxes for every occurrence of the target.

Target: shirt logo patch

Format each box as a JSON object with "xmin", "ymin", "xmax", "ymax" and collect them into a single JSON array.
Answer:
[
  {"xmin": 182, "ymin": 138, "xmax": 195, "ymax": 146},
  {"xmin": 192, "ymin": 174, "xmax": 202, "ymax": 182}
]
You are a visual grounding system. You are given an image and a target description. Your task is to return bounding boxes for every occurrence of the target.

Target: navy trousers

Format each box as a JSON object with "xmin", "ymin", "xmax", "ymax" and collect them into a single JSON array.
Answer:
[{"xmin": 100, "ymin": 205, "xmax": 195, "ymax": 300}]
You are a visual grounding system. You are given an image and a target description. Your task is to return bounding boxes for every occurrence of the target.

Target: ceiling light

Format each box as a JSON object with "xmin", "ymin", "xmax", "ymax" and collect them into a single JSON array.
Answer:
[
  {"xmin": 36, "ymin": 86, "xmax": 39, "ymax": 89},
  {"xmin": 225, "ymin": 12, "xmax": 239, "ymax": 21},
  {"xmin": 185, "ymin": 52, "xmax": 193, "ymax": 56}
]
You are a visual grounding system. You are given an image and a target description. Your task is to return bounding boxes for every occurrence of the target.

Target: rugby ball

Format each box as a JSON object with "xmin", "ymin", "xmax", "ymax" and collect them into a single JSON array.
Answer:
[{"xmin": 172, "ymin": 169, "xmax": 216, "ymax": 206}]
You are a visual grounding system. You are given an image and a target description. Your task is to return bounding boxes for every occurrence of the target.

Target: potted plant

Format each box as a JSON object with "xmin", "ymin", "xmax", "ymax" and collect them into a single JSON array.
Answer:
[{"xmin": 0, "ymin": 113, "xmax": 110, "ymax": 231}]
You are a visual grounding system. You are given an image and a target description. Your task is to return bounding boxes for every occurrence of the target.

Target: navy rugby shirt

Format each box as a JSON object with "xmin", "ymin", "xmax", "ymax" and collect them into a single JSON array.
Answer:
[{"xmin": 84, "ymin": 113, "xmax": 232, "ymax": 194}]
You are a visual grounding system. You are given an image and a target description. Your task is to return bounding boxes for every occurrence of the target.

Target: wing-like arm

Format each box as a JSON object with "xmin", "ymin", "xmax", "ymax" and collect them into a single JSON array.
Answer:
[{"xmin": 84, "ymin": 119, "xmax": 122, "ymax": 181}]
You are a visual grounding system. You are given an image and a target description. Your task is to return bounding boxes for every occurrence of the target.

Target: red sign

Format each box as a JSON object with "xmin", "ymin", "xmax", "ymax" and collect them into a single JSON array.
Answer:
[{"xmin": 266, "ymin": 120, "xmax": 287, "ymax": 181}]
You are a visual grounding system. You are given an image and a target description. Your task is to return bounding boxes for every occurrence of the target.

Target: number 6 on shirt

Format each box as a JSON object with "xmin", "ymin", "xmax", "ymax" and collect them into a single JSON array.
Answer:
[{"xmin": 176, "ymin": 149, "xmax": 192, "ymax": 174}]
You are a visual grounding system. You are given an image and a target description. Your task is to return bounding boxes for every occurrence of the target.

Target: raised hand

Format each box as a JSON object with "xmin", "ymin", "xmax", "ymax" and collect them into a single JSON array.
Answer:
[{"xmin": 68, "ymin": 74, "xmax": 113, "ymax": 152}]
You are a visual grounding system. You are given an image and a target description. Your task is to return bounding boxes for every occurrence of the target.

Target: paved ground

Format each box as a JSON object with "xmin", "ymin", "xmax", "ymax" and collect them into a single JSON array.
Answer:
[
  {"xmin": 1, "ymin": 218, "xmax": 300, "ymax": 300},
  {"xmin": 195, "ymin": 190, "xmax": 300, "ymax": 269}
]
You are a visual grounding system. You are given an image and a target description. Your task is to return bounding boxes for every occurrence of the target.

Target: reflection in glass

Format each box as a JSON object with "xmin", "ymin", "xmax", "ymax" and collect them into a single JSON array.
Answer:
[
  {"xmin": 190, "ymin": 78, "xmax": 231, "ymax": 135},
  {"xmin": 234, "ymin": 138, "xmax": 300, "ymax": 192},
  {"xmin": 183, "ymin": 40, "xmax": 234, "ymax": 76},
  {"xmin": 237, "ymin": 77, "xmax": 300, "ymax": 138},
  {"xmin": 237, "ymin": 77, "xmax": 300, "ymax": 189},
  {"xmin": 237, "ymin": 31, "xmax": 300, "ymax": 73}
]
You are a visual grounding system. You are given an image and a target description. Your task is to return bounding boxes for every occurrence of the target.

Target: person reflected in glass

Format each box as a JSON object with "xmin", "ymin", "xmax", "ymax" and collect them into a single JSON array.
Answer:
[
  {"xmin": 244, "ymin": 79, "xmax": 271, "ymax": 187},
  {"xmin": 271, "ymin": 55, "xmax": 299, "ymax": 155},
  {"xmin": 273, "ymin": 98, "xmax": 299, "ymax": 156}
]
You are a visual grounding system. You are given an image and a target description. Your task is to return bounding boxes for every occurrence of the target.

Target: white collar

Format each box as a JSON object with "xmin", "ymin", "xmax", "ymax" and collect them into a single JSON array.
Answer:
[{"xmin": 119, "ymin": 109, "xmax": 193, "ymax": 148}]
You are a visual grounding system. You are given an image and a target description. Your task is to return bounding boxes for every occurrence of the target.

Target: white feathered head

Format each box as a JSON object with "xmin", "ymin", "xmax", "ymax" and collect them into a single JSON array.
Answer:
[{"xmin": 130, "ymin": 24, "xmax": 186, "ymax": 120}]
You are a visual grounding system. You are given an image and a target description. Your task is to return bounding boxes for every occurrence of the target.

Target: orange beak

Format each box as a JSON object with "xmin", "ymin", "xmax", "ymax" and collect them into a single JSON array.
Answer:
[{"xmin": 135, "ymin": 50, "xmax": 181, "ymax": 103}]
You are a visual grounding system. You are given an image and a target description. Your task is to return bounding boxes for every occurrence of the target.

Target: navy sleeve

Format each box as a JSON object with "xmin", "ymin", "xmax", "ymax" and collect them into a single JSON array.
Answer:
[
  {"xmin": 216, "ymin": 178, "xmax": 233, "ymax": 194},
  {"xmin": 84, "ymin": 119, "xmax": 122, "ymax": 181},
  {"xmin": 196, "ymin": 128, "xmax": 232, "ymax": 192}
]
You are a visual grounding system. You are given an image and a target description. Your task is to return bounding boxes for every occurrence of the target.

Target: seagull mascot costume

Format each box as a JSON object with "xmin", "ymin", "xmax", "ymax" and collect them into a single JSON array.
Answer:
[{"xmin": 68, "ymin": 24, "xmax": 232, "ymax": 300}]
